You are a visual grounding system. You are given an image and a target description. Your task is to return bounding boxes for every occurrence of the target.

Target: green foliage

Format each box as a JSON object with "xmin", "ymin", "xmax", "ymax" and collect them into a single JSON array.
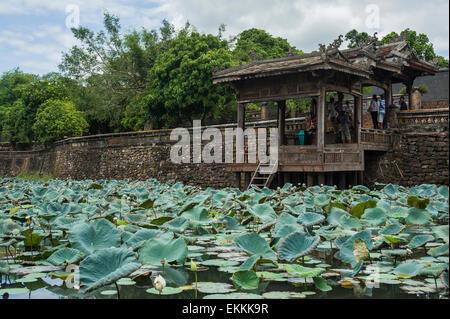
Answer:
[
  {"xmin": 345, "ymin": 29, "xmax": 371, "ymax": 48},
  {"xmin": 232, "ymin": 28, "xmax": 302, "ymax": 63},
  {"xmin": 32, "ymin": 99, "xmax": 88, "ymax": 145},
  {"xmin": 145, "ymin": 27, "xmax": 238, "ymax": 128}
]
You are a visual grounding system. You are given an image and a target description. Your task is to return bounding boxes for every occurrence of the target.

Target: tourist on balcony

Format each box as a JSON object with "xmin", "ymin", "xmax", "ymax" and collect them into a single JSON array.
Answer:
[
  {"xmin": 399, "ymin": 96, "xmax": 408, "ymax": 111},
  {"xmin": 378, "ymin": 94, "xmax": 386, "ymax": 129},
  {"xmin": 368, "ymin": 95, "xmax": 379, "ymax": 129},
  {"xmin": 337, "ymin": 105, "xmax": 351, "ymax": 144}
]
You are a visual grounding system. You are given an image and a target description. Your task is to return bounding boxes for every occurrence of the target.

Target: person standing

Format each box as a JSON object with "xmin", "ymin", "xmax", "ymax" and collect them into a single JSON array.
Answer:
[
  {"xmin": 368, "ymin": 95, "xmax": 379, "ymax": 129},
  {"xmin": 399, "ymin": 96, "xmax": 408, "ymax": 111},
  {"xmin": 337, "ymin": 104, "xmax": 352, "ymax": 143},
  {"xmin": 378, "ymin": 94, "xmax": 386, "ymax": 129}
]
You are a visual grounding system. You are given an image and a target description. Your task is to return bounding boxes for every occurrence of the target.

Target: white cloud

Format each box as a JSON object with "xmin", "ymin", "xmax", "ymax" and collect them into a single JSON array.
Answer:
[{"xmin": 0, "ymin": 0, "xmax": 448, "ymax": 74}]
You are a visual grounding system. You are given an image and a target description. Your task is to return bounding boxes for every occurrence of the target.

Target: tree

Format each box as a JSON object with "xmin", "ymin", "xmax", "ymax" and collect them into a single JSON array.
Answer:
[
  {"xmin": 344, "ymin": 29, "xmax": 371, "ymax": 48},
  {"xmin": 232, "ymin": 28, "xmax": 302, "ymax": 63},
  {"xmin": 1, "ymin": 74, "xmax": 69, "ymax": 146},
  {"xmin": 144, "ymin": 26, "xmax": 238, "ymax": 128},
  {"xmin": 59, "ymin": 12, "xmax": 176, "ymax": 133},
  {"xmin": 32, "ymin": 99, "xmax": 88, "ymax": 145}
]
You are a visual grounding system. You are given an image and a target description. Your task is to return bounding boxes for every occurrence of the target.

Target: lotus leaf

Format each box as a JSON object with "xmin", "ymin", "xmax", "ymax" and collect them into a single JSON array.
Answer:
[
  {"xmin": 408, "ymin": 234, "xmax": 435, "ymax": 249},
  {"xmin": 47, "ymin": 248, "xmax": 84, "ymax": 265},
  {"xmin": 69, "ymin": 219, "xmax": 121, "ymax": 255},
  {"xmin": 234, "ymin": 233, "xmax": 276, "ymax": 260},
  {"xmin": 282, "ymin": 264, "xmax": 326, "ymax": 278},
  {"xmin": 297, "ymin": 212, "xmax": 325, "ymax": 227},
  {"xmin": 393, "ymin": 261, "xmax": 425, "ymax": 277},
  {"xmin": 361, "ymin": 208, "xmax": 387, "ymax": 226},
  {"xmin": 406, "ymin": 208, "xmax": 432, "ymax": 225},
  {"xmin": 232, "ymin": 270, "xmax": 259, "ymax": 290},
  {"xmin": 277, "ymin": 231, "xmax": 320, "ymax": 262},
  {"xmin": 138, "ymin": 236, "xmax": 188, "ymax": 266},
  {"xmin": 247, "ymin": 204, "xmax": 277, "ymax": 223},
  {"xmin": 428, "ymin": 243, "xmax": 449, "ymax": 257},
  {"xmin": 79, "ymin": 247, "xmax": 141, "ymax": 293}
]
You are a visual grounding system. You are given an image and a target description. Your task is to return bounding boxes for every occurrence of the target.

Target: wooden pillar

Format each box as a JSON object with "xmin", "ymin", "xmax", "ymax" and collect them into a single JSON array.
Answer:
[
  {"xmin": 236, "ymin": 173, "xmax": 242, "ymax": 189},
  {"xmin": 325, "ymin": 173, "xmax": 334, "ymax": 186},
  {"xmin": 244, "ymin": 172, "xmax": 251, "ymax": 189},
  {"xmin": 358, "ymin": 171, "xmax": 364, "ymax": 186},
  {"xmin": 261, "ymin": 103, "xmax": 268, "ymax": 120},
  {"xmin": 406, "ymin": 84, "xmax": 413, "ymax": 110},
  {"xmin": 237, "ymin": 103, "xmax": 246, "ymax": 130},
  {"xmin": 307, "ymin": 173, "xmax": 315, "ymax": 187},
  {"xmin": 338, "ymin": 172, "xmax": 346, "ymax": 190},
  {"xmin": 317, "ymin": 87, "xmax": 326, "ymax": 149},
  {"xmin": 278, "ymin": 100, "xmax": 286, "ymax": 146},
  {"xmin": 318, "ymin": 173, "xmax": 325, "ymax": 186},
  {"xmin": 354, "ymin": 95, "xmax": 362, "ymax": 144},
  {"xmin": 385, "ymin": 83, "xmax": 392, "ymax": 129}
]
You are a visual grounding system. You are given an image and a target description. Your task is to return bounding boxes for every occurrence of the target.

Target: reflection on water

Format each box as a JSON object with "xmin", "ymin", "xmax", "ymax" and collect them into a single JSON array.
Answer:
[{"xmin": 1, "ymin": 264, "xmax": 437, "ymax": 300}]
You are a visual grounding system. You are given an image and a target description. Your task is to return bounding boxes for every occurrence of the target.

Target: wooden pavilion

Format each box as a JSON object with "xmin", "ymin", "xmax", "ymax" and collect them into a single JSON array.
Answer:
[{"xmin": 213, "ymin": 34, "xmax": 438, "ymax": 189}]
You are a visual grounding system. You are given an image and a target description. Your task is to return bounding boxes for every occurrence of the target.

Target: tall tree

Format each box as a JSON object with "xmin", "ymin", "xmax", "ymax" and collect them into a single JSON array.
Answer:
[
  {"xmin": 143, "ymin": 25, "xmax": 238, "ymax": 128},
  {"xmin": 232, "ymin": 28, "xmax": 302, "ymax": 63}
]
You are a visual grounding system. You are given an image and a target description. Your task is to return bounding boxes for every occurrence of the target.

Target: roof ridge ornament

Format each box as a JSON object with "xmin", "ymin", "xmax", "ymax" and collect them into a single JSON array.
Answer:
[{"xmin": 318, "ymin": 35, "xmax": 344, "ymax": 59}]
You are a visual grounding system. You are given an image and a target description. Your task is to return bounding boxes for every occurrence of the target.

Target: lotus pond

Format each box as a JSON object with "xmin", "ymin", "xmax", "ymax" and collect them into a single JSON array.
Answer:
[{"xmin": 0, "ymin": 178, "xmax": 448, "ymax": 299}]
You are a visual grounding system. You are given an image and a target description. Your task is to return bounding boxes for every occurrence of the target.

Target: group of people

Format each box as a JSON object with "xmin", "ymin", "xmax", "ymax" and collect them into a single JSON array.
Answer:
[
  {"xmin": 368, "ymin": 94, "xmax": 386, "ymax": 129},
  {"xmin": 368, "ymin": 94, "xmax": 408, "ymax": 129}
]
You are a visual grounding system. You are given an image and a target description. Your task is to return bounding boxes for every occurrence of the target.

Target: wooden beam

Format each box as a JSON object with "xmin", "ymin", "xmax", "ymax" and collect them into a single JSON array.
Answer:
[
  {"xmin": 237, "ymin": 103, "xmax": 246, "ymax": 130},
  {"xmin": 278, "ymin": 100, "xmax": 286, "ymax": 146},
  {"xmin": 317, "ymin": 86, "xmax": 326, "ymax": 150}
]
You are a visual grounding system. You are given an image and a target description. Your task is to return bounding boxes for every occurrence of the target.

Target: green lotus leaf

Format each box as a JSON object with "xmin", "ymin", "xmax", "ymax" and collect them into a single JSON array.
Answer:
[
  {"xmin": 277, "ymin": 231, "xmax": 320, "ymax": 262},
  {"xmin": 234, "ymin": 233, "xmax": 276, "ymax": 260},
  {"xmin": 407, "ymin": 196, "xmax": 430, "ymax": 210},
  {"xmin": 274, "ymin": 213, "xmax": 298, "ymax": 234},
  {"xmin": 314, "ymin": 194, "xmax": 330, "ymax": 207},
  {"xmin": 388, "ymin": 206, "xmax": 409, "ymax": 218},
  {"xmin": 361, "ymin": 208, "xmax": 387, "ymax": 226},
  {"xmin": 313, "ymin": 276, "xmax": 332, "ymax": 291},
  {"xmin": 282, "ymin": 264, "xmax": 325, "ymax": 278},
  {"xmin": 162, "ymin": 217, "xmax": 189, "ymax": 233},
  {"xmin": 406, "ymin": 208, "xmax": 432, "ymax": 225},
  {"xmin": 350, "ymin": 200, "xmax": 377, "ymax": 218},
  {"xmin": 0, "ymin": 261, "xmax": 10, "ymax": 274},
  {"xmin": 47, "ymin": 248, "xmax": 84, "ymax": 266},
  {"xmin": 438, "ymin": 186, "xmax": 449, "ymax": 199},
  {"xmin": 203, "ymin": 292, "xmax": 263, "ymax": 299},
  {"xmin": 79, "ymin": 247, "xmax": 141, "ymax": 293},
  {"xmin": 256, "ymin": 271, "xmax": 287, "ymax": 282},
  {"xmin": 432, "ymin": 225, "xmax": 449, "ymax": 243},
  {"xmin": 0, "ymin": 288, "xmax": 30, "ymax": 295},
  {"xmin": 340, "ymin": 214, "xmax": 362, "ymax": 230},
  {"xmin": 220, "ymin": 216, "xmax": 245, "ymax": 231},
  {"xmin": 238, "ymin": 254, "xmax": 261, "ymax": 271},
  {"xmin": 383, "ymin": 235, "xmax": 405, "ymax": 244},
  {"xmin": 125, "ymin": 229, "xmax": 172, "ymax": 250},
  {"xmin": 408, "ymin": 234, "xmax": 435, "ymax": 249},
  {"xmin": 232, "ymin": 270, "xmax": 259, "ymax": 290},
  {"xmin": 262, "ymin": 291, "xmax": 306, "ymax": 299},
  {"xmin": 146, "ymin": 287, "xmax": 183, "ymax": 295},
  {"xmin": 139, "ymin": 198, "xmax": 155, "ymax": 209},
  {"xmin": 247, "ymin": 204, "xmax": 277, "ymax": 223},
  {"xmin": 297, "ymin": 212, "xmax": 325, "ymax": 227},
  {"xmin": 138, "ymin": 236, "xmax": 188, "ymax": 266},
  {"xmin": 338, "ymin": 229, "xmax": 373, "ymax": 267},
  {"xmin": 69, "ymin": 219, "xmax": 121, "ymax": 255},
  {"xmin": 428, "ymin": 243, "xmax": 449, "ymax": 257},
  {"xmin": 380, "ymin": 223, "xmax": 405, "ymax": 236},
  {"xmin": 383, "ymin": 184, "xmax": 399, "ymax": 198},
  {"xmin": 327, "ymin": 207, "xmax": 351, "ymax": 225},
  {"xmin": 181, "ymin": 207, "xmax": 211, "ymax": 227},
  {"xmin": 195, "ymin": 282, "xmax": 236, "ymax": 294},
  {"xmin": 392, "ymin": 261, "xmax": 425, "ymax": 277},
  {"xmin": 419, "ymin": 263, "xmax": 447, "ymax": 277}
]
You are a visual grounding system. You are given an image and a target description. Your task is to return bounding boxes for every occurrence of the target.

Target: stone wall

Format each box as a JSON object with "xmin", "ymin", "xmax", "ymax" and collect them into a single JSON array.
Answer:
[
  {"xmin": 364, "ymin": 124, "xmax": 449, "ymax": 187},
  {"xmin": 0, "ymin": 116, "xmax": 448, "ymax": 188}
]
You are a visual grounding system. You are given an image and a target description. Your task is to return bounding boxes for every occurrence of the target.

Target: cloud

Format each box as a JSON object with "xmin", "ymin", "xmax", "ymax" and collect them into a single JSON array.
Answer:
[{"xmin": 0, "ymin": 0, "xmax": 448, "ymax": 75}]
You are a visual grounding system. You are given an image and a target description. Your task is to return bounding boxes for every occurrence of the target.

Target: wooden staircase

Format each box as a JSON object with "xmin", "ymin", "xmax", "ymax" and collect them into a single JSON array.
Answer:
[{"xmin": 247, "ymin": 161, "xmax": 278, "ymax": 190}]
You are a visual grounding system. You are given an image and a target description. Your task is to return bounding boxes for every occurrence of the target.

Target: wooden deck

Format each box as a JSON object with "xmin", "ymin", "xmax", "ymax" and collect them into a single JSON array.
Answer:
[{"xmin": 226, "ymin": 128, "xmax": 392, "ymax": 173}]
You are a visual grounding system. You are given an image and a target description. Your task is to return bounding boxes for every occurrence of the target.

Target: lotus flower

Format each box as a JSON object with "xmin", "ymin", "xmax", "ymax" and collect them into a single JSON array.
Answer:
[{"xmin": 153, "ymin": 275, "xmax": 166, "ymax": 292}]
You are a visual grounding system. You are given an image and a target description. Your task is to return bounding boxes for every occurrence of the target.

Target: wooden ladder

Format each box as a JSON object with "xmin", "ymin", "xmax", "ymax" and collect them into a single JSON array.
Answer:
[{"xmin": 247, "ymin": 161, "xmax": 278, "ymax": 190}]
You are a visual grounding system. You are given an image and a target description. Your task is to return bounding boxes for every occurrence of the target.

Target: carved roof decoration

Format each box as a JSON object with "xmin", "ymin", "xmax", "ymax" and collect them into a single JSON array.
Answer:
[{"xmin": 213, "ymin": 38, "xmax": 438, "ymax": 84}]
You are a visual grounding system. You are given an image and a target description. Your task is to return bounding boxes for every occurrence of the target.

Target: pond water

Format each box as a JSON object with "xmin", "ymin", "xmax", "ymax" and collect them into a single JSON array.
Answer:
[{"xmin": 0, "ymin": 178, "xmax": 448, "ymax": 299}]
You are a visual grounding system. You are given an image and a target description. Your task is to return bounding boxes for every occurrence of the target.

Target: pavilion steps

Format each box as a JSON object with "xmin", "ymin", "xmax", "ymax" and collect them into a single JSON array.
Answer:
[{"xmin": 247, "ymin": 162, "xmax": 277, "ymax": 190}]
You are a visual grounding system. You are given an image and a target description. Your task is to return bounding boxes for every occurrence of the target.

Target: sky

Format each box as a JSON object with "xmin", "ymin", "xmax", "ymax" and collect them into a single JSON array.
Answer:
[{"xmin": 0, "ymin": 0, "xmax": 448, "ymax": 75}]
